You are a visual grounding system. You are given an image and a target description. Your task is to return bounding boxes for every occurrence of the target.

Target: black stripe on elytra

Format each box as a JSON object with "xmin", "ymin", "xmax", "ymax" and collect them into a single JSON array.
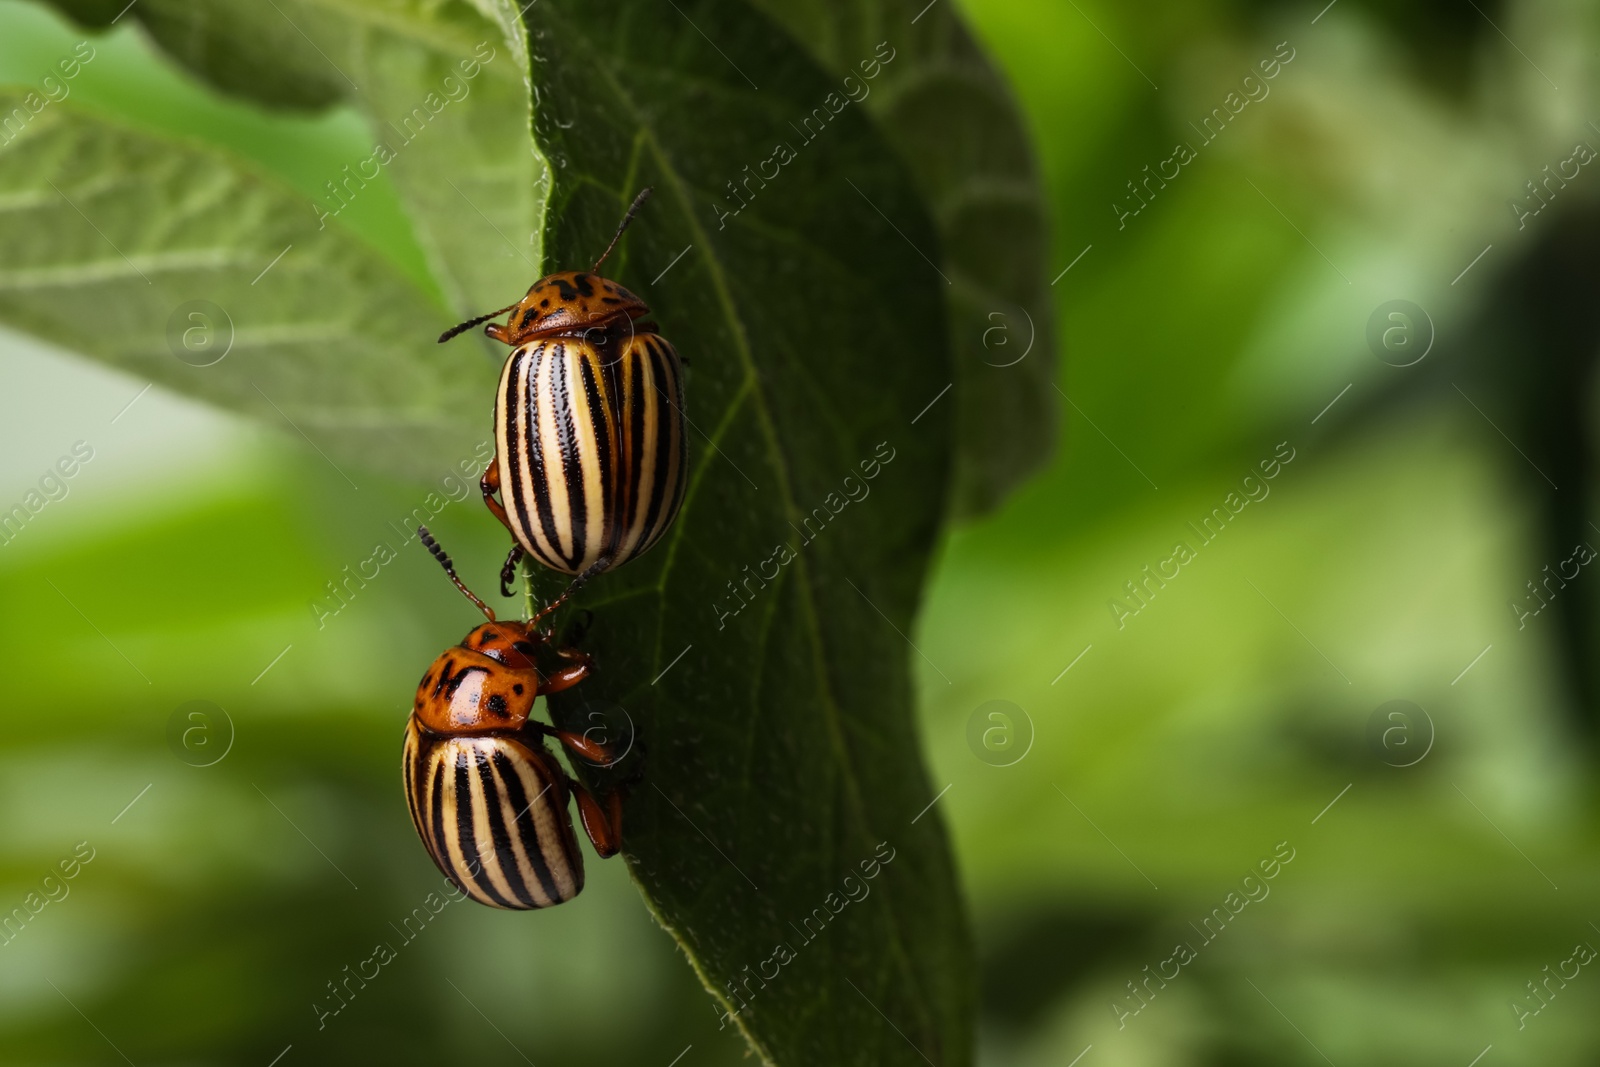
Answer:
[
  {"xmin": 598, "ymin": 347, "xmax": 628, "ymax": 547},
  {"xmin": 528, "ymin": 344, "xmax": 566, "ymax": 570},
  {"xmin": 428, "ymin": 756, "xmax": 451, "ymax": 882},
  {"xmin": 501, "ymin": 350, "xmax": 535, "ymax": 558},
  {"xmin": 515, "ymin": 345, "xmax": 562, "ymax": 572},
  {"xmin": 637, "ymin": 338, "xmax": 679, "ymax": 554},
  {"xmin": 477, "ymin": 751, "xmax": 537, "ymax": 907},
  {"xmin": 521, "ymin": 348, "xmax": 554, "ymax": 568},
  {"xmin": 619, "ymin": 336, "xmax": 648, "ymax": 555},
  {"xmin": 623, "ymin": 342, "xmax": 655, "ymax": 562},
  {"xmin": 454, "ymin": 747, "xmax": 516, "ymax": 908},
  {"xmin": 551, "ymin": 343, "xmax": 586, "ymax": 569},
  {"xmin": 665, "ymin": 339, "xmax": 688, "ymax": 523},
  {"xmin": 651, "ymin": 342, "xmax": 688, "ymax": 555},
  {"xmin": 411, "ymin": 750, "xmax": 433, "ymax": 846},
  {"xmin": 407, "ymin": 733, "xmax": 431, "ymax": 843},
  {"xmin": 577, "ymin": 347, "xmax": 615, "ymax": 558},
  {"xmin": 490, "ymin": 748, "xmax": 565, "ymax": 905},
  {"xmin": 402, "ymin": 730, "xmax": 418, "ymax": 828}
]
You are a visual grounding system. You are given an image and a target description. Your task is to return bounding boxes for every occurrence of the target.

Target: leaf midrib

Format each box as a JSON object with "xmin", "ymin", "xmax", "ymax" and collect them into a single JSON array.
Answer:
[{"xmin": 544, "ymin": 10, "xmax": 934, "ymax": 1053}]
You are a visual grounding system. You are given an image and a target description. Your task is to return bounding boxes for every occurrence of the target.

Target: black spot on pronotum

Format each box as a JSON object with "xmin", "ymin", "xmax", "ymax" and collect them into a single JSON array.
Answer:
[
  {"xmin": 487, "ymin": 694, "xmax": 508, "ymax": 717},
  {"xmin": 443, "ymin": 664, "xmax": 484, "ymax": 698},
  {"xmin": 512, "ymin": 683, "xmax": 525, "ymax": 695}
]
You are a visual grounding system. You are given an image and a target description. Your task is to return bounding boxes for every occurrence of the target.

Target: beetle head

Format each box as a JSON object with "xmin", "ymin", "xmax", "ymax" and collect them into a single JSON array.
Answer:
[
  {"xmin": 461, "ymin": 620, "xmax": 545, "ymax": 671},
  {"xmin": 490, "ymin": 271, "xmax": 649, "ymax": 345}
]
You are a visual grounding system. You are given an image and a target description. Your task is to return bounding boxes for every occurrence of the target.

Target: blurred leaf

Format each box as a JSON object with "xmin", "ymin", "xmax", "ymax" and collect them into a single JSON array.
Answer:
[
  {"xmin": 43, "ymin": 0, "xmax": 348, "ymax": 108},
  {"xmin": 744, "ymin": 0, "xmax": 1059, "ymax": 518},
  {"xmin": 516, "ymin": 1, "xmax": 971, "ymax": 1063},
  {"xmin": 11, "ymin": 0, "xmax": 1600, "ymax": 1064},
  {"xmin": 42, "ymin": 0, "xmax": 544, "ymax": 317},
  {"xmin": 0, "ymin": 95, "xmax": 496, "ymax": 482},
  {"xmin": 7, "ymin": 0, "xmax": 983, "ymax": 1062}
]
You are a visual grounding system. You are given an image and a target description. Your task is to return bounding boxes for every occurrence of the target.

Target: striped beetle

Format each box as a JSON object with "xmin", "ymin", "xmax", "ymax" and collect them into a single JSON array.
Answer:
[
  {"xmin": 403, "ymin": 525, "xmax": 623, "ymax": 909},
  {"xmin": 440, "ymin": 189, "xmax": 689, "ymax": 600}
]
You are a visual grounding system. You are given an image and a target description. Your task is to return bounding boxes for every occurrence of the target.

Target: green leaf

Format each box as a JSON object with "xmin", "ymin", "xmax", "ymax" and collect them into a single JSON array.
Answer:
[
  {"xmin": 0, "ymin": 94, "xmax": 495, "ymax": 483},
  {"xmin": 45, "ymin": 0, "xmax": 352, "ymax": 109},
  {"xmin": 518, "ymin": 3, "xmax": 971, "ymax": 1063},
  {"xmin": 741, "ymin": 0, "xmax": 1059, "ymax": 518},
  {"xmin": 42, "ymin": 0, "xmax": 546, "ymax": 319},
  {"xmin": 3, "ymin": 2, "xmax": 983, "ymax": 1062}
]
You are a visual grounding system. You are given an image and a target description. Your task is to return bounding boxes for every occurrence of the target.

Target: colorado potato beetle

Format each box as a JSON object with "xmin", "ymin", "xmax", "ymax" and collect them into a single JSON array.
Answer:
[
  {"xmin": 403, "ymin": 525, "xmax": 623, "ymax": 910},
  {"xmin": 439, "ymin": 188, "xmax": 689, "ymax": 600}
]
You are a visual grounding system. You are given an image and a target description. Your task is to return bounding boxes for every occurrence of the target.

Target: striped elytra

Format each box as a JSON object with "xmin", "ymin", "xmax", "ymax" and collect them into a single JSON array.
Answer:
[
  {"xmin": 494, "ymin": 330, "xmax": 687, "ymax": 575},
  {"xmin": 401, "ymin": 527, "xmax": 624, "ymax": 911},
  {"xmin": 438, "ymin": 188, "xmax": 689, "ymax": 601},
  {"xmin": 403, "ymin": 721, "xmax": 584, "ymax": 909}
]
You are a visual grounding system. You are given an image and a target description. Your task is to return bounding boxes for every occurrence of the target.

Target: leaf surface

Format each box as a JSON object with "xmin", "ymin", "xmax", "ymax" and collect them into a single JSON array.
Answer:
[
  {"xmin": 0, "ymin": 94, "xmax": 495, "ymax": 483},
  {"xmin": 516, "ymin": 4, "xmax": 972, "ymax": 1064},
  {"xmin": 3, "ymin": 3, "xmax": 983, "ymax": 1063},
  {"xmin": 744, "ymin": 0, "xmax": 1059, "ymax": 517},
  {"xmin": 45, "ymin": 0, "xmax": 547, "ymax": 317}
]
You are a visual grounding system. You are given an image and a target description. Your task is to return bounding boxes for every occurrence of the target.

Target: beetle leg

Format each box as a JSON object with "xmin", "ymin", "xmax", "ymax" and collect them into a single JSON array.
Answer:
[
  {"xmin": 484, "ymin": 460, "xmax": 525, "ymax": 598},
  {"xmin": 538, "ymin": 721, "xmax": 611, "ymax": 765},
  {"xmin": 568, "ymin": 779, "xmax": 623, "ymax": 858},
  {"xmin": 480, "ymin": 458, "xmax": 513, "ymax": 532},
  {"xmin": 498, "ymin": 544, "xmax": 525, "ymax": 599},
  {"xmin": 538, "ymin": 647, "xmax": 593, "ymax": 694}
]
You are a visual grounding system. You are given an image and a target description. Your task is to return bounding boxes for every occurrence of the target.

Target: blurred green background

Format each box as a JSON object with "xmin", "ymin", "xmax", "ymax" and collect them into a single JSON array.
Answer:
[{"xmin": 3, "ymin": 0, "xmax": 1598, "ymax": 1063}]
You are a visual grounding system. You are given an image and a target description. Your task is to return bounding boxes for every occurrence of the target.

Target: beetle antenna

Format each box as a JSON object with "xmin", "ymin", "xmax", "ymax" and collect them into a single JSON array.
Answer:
[
  {"xmin": 591, "ymin": 187, "xmax": 653, "ymax": 272},
  {"xmin": 418, "ymin": 525, "xmax": 496, "ymax": 621},
  {"xmin": 438, "ymin": 302, "xmax": 519, "ymax": 344},
  {"xmin": 530, "ymin": 557, "xmax": 611, "ymax": 628}
]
